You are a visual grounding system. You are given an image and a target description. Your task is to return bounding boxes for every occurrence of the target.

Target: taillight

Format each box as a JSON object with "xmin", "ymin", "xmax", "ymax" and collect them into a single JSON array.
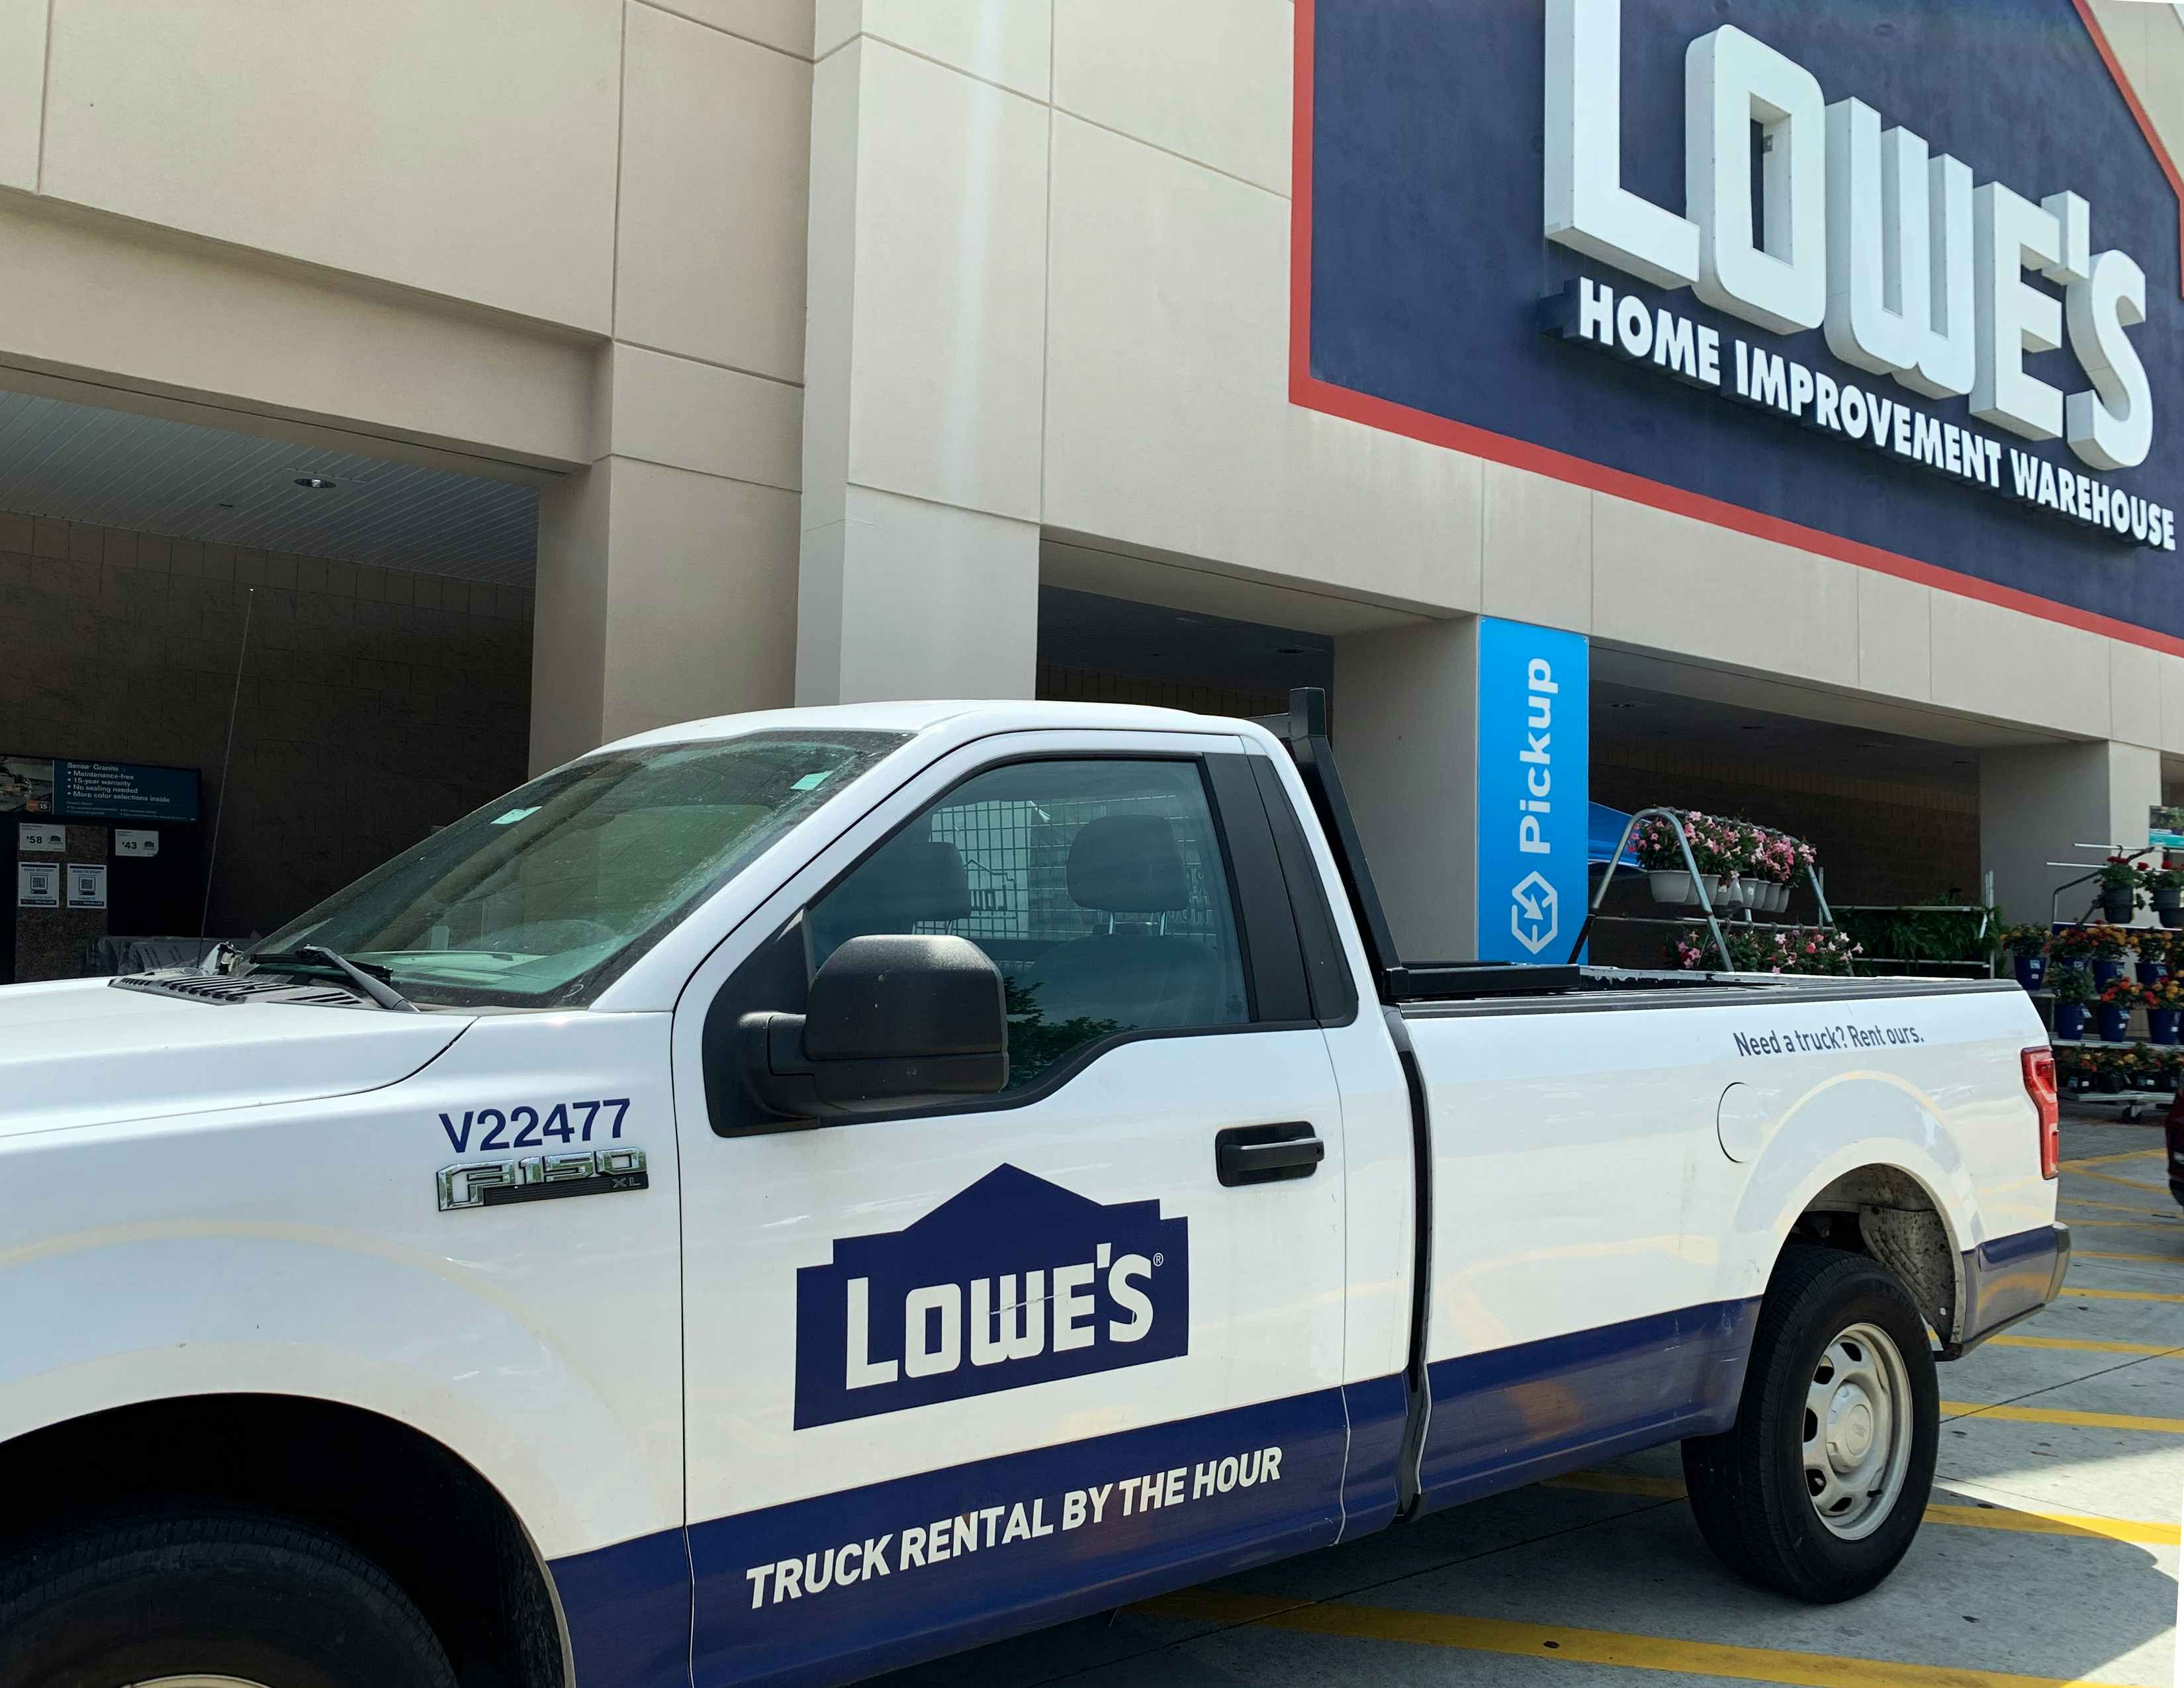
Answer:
[{"xmin": 2023, "ymin": 1047, "xmax": 2060, "ymax": 1180}]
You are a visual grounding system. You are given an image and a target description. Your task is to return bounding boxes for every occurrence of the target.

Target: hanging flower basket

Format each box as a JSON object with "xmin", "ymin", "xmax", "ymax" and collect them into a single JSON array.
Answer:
[{"xmin": 1647, "ymin": 869, "xmax": 1694, "ymax": 905}]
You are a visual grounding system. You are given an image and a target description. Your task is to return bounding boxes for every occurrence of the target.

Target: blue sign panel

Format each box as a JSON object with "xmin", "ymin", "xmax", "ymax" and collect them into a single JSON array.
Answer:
[
  {"xmin": 54, "ymin": 759, "xmax": 200, "ymax": 823},
  {"xmin": 1302, "ymin": 0, "xmax": 2184, "ymax": 649},
  {"xmin": 794, "ymin": 1164, "xmax": 1189, "ymax": 1429},
  {"xmin": 1475, "ymin": 618, "xmax": 1589, "ymax": 963}
]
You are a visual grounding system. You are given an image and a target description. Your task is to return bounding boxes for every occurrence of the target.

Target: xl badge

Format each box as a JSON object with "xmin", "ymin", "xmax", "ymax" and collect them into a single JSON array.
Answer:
[
  {"xmin": 793, "ymin": 1164, "xmax": 1189, "ymax": 1429},
  {"xmin": 436, "ymin": 1147, "xmax": 649, "ymax": 1212}
]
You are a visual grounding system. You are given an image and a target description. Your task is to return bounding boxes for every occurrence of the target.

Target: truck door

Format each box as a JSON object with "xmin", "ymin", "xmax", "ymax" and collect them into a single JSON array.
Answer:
[{"xmin": 669, "ymin": 731, "xmax": 1349, "ymax": 1687}]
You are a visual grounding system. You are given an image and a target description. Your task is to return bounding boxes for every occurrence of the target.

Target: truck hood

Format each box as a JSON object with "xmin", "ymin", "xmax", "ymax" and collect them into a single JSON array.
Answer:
[{"xmin": 0, "ymin": 977, "xmax": 471, "ymax": 1138}]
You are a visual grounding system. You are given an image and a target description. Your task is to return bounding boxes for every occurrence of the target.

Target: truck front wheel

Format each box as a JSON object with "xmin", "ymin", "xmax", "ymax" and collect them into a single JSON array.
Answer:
[
  {"xmin": 1681, "ymin": 1245, "xmax": 1939, "ymax": 1602},
  {"xmin": 0, "ymin": 1510, "xmax": 457, "ymax": 1688}
]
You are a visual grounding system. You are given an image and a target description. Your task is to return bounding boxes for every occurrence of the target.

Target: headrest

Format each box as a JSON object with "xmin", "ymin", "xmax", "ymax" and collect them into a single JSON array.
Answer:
[
  {"xmin": 839, "ymin": 836, "xmax": 970, "ymax": 923},
  {"xmin": 1066, "ymin": 815, "xmax": 1189, "ymax": 914}
]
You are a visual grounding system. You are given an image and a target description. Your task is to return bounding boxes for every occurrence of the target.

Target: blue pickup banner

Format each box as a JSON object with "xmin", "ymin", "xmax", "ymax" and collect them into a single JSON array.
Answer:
[{"xmin": 1475, "ymin": 618, "xmax": 1588, "ymax": 963}]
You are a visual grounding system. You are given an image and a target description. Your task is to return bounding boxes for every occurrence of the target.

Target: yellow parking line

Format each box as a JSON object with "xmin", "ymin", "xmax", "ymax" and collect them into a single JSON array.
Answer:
[
  {"xmin": 2056, "ymin": 1216, "xmax": 2181, "ymax": 1230},
  {"xmin": 1923, "ymin": 1503, "xmax": 2179, "ymax": 1546},
  {"xmin": 2058, "ymin": 1283, "xmax": 2184, "ymax": 1303},
  {"xmin": 1543, "ymin": 1472, "xmax": 2179, "ymax": 1543},
  {"xmin": 1133, "ymin": 1590, "xmax": 2161, "ymax": 1687},
  {"xmin": 1943, "ymin": 1399, "xmax": 2184, "ymax": 1433},
  {"xmin": 1987, "ymin": 1332, "xmax": 2183, "ymax": 1357},
  {"xmin": 2078, "ymin": 1248, "xmax": 2182, "ymax": 1264},
  {"xmin": 2060, "ymin": 1149, "xmax": 2163, "ymax": 1170},
  {"xmin": 2060, "ymin": 1195, "xmax": 2177, "ymax": 1217},
  {"xmin": 2070, "ymin": 1167, "xmax": 2175, "ymax": 1194}
]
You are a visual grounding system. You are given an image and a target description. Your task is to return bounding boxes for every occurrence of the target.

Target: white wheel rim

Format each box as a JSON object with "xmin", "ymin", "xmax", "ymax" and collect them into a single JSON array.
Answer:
[
  {"xmin": 126, "ymin": 1677, "xmax": 275, "ymax": 1687},
  {"xmin": 1802, "ymin": 1320, "xmax": 1914, "ymax": 1540}
]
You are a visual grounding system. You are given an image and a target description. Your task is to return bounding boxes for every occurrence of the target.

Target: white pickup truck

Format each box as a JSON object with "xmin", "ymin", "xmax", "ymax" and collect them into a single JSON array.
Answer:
[{"xmin": 0, "ymin": 690, "xmax": 2066, "ymax": 1688}]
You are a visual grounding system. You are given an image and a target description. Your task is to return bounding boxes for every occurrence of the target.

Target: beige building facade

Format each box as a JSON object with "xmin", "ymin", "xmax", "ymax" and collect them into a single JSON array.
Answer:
[{"xmin": 3, "ymin": 0, "xmax": 2182, "ymax": 963}]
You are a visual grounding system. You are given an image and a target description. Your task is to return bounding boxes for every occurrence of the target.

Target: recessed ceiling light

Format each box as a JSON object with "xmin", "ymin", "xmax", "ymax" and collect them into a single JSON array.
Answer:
[
  {"xmin": 1606, "ymin": 700, "xmax": 1650, "ymax": 711},
  {"xmin": 216, "ymin": 501, "xmax": 236, "ymax": 510},
  {"xmin": 1737, "ymin": 724, "xmax": 1765, "ymax": 731},
  {"xmin": 1859, "ymin": 741, "xmax": 1888, "ymax": 749},
  {"xmin": 295, "ymin": 475, "xmax": 338, "ymax": 491},
  {"xmin": 1273, "ymin": 645, "xmax": 1312, "ymax": 656}
]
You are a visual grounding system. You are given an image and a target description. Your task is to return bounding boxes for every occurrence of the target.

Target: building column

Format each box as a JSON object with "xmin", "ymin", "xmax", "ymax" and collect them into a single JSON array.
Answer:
[
  {"xmin": 529, "ymin": 346, "xmax": 804, "ymax": 773},
  {"xmin": 1980, "ymin": 739, "xmax": 2161, "ymax": 927},
  {"xmin": 793, "ymin": 24, "xmax": 1046, "ymax": 706},
  {"xmin": 1333, "ymin": 618, "xmax": 1480, "ymax": 962}
]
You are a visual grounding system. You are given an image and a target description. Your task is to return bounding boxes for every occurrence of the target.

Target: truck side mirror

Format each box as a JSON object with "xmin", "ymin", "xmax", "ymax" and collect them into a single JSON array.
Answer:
[{"xmin": 739, "ymin": 934, "xmax": 1009, "ymax": 1120}]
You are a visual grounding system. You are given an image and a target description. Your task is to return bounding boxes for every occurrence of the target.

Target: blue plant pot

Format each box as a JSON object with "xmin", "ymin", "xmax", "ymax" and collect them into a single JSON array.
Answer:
[
  {"xmin": 2013, "ymin": 955, "xmax": 2048, "ymax": 990},
  {"xmin": 2054, "ymin": 1003, "xmax": 2090, "ymax": 1040},
  {"xmin": 2093, "ymin": 960, "xmax": 2128, "ymax": 988},
  {"xmin": 2151, "ymin": 1009, "xmax": 2182, "ymax": 1046},
  {"xmin": 2139, "ymin": 961, "xmax": 2169, "ymax": 986},
  {"xmin": 2098, "ymin": 1005, "xmax": 2132, "ymax": 1042}
]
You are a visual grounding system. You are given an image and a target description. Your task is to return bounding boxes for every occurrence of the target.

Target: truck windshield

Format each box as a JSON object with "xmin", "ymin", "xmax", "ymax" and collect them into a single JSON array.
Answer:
[{"xmin": 243, "ymin": 729, "xmax": 909, "ymax": 1009}]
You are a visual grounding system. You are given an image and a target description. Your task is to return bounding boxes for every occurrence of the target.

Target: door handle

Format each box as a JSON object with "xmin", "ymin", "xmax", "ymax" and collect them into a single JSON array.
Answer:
[{"xmin": 1216, "ymin": 1121, "xmax": 1324, "ymax": 1187}]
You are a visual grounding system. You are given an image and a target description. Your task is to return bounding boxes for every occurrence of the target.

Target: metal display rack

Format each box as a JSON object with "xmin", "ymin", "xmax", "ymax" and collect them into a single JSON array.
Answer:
[
  {"xmin": 1828, "ymin": 890, "xmax": 1996, "ymax": 978},
  {"xmin": 1569, "ymin": 807, "xmax": 1834, "ymax": 971}
]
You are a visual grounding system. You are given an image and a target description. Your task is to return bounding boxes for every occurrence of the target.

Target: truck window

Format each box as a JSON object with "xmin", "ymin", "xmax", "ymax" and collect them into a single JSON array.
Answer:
[
  {"xmin": 246, "ymin": 729, "xmax": 907, "ymax": 1009},
  {"xmin": 807, "ymin": 758, "xmax": 1251, "ymax": 1087}
]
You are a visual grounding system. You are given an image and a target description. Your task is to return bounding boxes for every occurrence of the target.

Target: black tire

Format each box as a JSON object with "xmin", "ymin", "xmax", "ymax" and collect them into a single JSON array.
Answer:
[
  {"xmin": 0, "ymin": 1509, "xmax": 458, "ymax": 1688},
  {"xmin": 1682, "ymin": 1245, "xmax": 1939, "ymax": 1602}
]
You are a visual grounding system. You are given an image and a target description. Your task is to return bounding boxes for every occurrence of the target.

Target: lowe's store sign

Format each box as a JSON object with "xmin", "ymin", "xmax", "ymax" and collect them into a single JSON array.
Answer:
[{"xmin": 1301, "ymin": 0, "xmax": 2184, "ymax": 647}]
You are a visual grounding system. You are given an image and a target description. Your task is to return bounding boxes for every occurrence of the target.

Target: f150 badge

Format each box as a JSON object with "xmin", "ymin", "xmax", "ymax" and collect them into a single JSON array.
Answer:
[
  {"xmin": 437, "ymin": 1147, "xmax": 649, "ymax": 1211},
  {"xmin": 793, "ymin": 1164, "xmax": 1189, "ymax": 1429}
]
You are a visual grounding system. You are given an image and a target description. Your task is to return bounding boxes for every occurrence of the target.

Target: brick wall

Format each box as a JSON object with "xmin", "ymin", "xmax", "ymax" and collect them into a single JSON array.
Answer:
[{"xmin": 0, "ymin": 511, "xmax": 531, "ymax": 942}]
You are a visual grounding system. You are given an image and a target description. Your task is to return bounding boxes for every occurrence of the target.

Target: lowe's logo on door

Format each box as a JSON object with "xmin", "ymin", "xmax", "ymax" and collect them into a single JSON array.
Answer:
[
  {"xmin": 1475, "ymin": 618, "xmax": 1590, "ymax": 962},
  {"xmin": 793, "ymin": 1164, "xmax": 1189, "ymax": 1429}
]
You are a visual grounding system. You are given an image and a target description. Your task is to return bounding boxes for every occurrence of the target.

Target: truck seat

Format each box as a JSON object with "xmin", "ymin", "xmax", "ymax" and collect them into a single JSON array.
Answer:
[{"xmin": 1013, "ymin": 815, "xmax": 1232, "ymax": 1030}]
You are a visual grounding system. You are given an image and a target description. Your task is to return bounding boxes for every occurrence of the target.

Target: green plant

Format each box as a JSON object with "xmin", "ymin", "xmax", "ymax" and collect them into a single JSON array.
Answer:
[
  {"xmin": 2144, "ymin": 864, "xmax": 2182, "ymax": 893},
  {"xmin": 1833, "ymin": 899, "xmax": 1997, "ymax": 966},
  {"xmin": 2101, "ymin": 853, "xmax": 2143, "ymax": 892},
  {"xmin": 2100, "ymin": 978, "xmax": 2155, "ymax": 1009},
  {"xmin": 1999, "ymin": 923, "xmax": 2050, "ymax": 957},
  {"xmin": 2152, "ymin": 975, "xmax": 2184, "ymax": 1009},
  {"xmin": 2052, "ymin": 966, "xmax": 2096, "ymax": 1005}
]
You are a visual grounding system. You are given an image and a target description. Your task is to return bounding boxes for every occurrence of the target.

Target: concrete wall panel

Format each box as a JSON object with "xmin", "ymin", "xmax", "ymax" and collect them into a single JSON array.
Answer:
[
  {"xmin": 42, "ymin": 0, "xmax": 620, "ymax": 330},
  {"xmin": 646, "ymin": 0, "xmax": 814, "ymax": 58},
  {"xmin": 1590, "ymin": 497, "xmax": 1858, "ymax": 690},
  {"xmin": 818, "ymin": 0, "xmax": 1051, "ymax": 101},
  {"xmin": 1053, "ymin": 0, "xmax": 1290, "ymax": 195},
  {"xmin": 0, "ymin": 0, "xmax": 47, "ymax": 191},
  {"xmin": 617, "ymin": 1, "xmax": 813, "ymax": 379},
  {"xmin": 1044, "ymin": 113, "xmax": 1480, "ymax": 618},
  {"xmin": 840, "ymin": 42, "xmax": 1048, "ymax": 521},
  {"xmin": 599, "ymin": 458, "xmax": 801, "ymax": 743}
]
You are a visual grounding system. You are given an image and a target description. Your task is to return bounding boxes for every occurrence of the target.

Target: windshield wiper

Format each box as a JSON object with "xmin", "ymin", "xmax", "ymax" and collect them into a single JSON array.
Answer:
[{"xmin": 248, "ymin": 945, "xmax": 419, "ymax": 1013}]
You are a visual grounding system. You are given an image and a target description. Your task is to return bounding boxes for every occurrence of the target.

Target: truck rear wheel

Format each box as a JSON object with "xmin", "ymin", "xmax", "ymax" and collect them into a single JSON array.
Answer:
[
  {"xmin": 0, "ymin": 1511, "xmax": 457, "ymax": 1688},
  {"xmin": 1681, "ymin": 1245, "xmax": 1938, "ymax": 1602}
]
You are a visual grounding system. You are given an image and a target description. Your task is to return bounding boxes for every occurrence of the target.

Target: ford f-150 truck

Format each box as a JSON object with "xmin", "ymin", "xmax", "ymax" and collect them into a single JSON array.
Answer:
[{"xmin": 0, "ymin": 689, "xmax": 2067, "ymax": 1688}]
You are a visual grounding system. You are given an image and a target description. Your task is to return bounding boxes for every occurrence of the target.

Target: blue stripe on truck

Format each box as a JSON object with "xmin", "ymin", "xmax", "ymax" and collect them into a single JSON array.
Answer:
[
  {"xmin": 1960, "ymin": 1223, "xmax": 2066, "ymax": 1344},
  {"xmin": 1417, "ymin": 1297, "xmax": 1760, "ymax": 1511}
]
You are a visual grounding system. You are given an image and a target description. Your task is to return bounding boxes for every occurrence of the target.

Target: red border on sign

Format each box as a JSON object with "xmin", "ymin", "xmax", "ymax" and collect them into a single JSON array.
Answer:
[{"xmin": 1288, "ymin": 0, "xmax": 2184, "ymax": 661}]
